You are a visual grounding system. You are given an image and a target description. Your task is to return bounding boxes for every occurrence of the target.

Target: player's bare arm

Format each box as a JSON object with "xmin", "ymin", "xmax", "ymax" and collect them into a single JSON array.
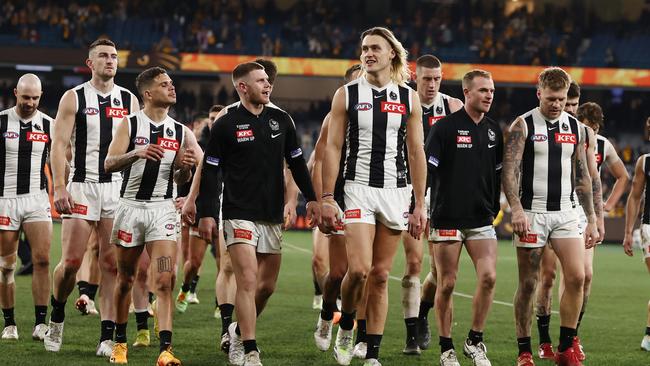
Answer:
[
  {"xmin": 585, "ymin": 126, "xmax": 605, "ymax": 240},
  {"xmin": 503, "ymin": 117, "xmax": 528, "ymax": 237},
  {"xmin": 405, "ymin": 91, "xmax": 427, "ymax": 239},
  {"xmin": 603, "ymin": 148, "xmax": 629, "ymax": 212},
  {"xmin": 448, "ymin": 97, "xmax": 464, "ymax": 113},
  {"xmin": 51, "ymin": 89, "xmax": 78, "ymax": 214},
  {"xmin": 173, "ymin": 125, "xmax": 202, "ymax": 184},
  {"xmin": 311, "ymin": 113, "xmax": 331, "ymax": 200},
  {"xmin": 574, "ymin": 127, "xmax": 597, "ymax": 247},
  {"xmin": 283, "ymin": 164, "xmax": 299, "ymax": 228},
  {"xmin": 104, "ymin": 117, "xmax": 165, "ymax": 173},
  {"xmin": 623, "ymin": 156, "xmax": 645, "ymax": 256},
  {"xmin": 320, "ymin": 87, "xmax": 346, "ymax": 231}
]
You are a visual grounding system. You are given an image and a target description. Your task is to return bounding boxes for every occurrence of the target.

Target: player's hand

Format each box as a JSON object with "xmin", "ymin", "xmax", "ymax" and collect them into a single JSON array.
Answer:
[
  {"xmin": 603, "ymin": 200, "xmax": 615, "ymax": 213},
  {"xmin": 319, "ymin": 199, "xmax": 341, "ymax": 234},
  {"xmin": 198, "ymin": 217, "xmax": 217, "ymax": 242},
  {"xmin": 181, "ymin": 198, "xmax": 197, "ymax": 225},
  {"xmin": 283, "ymin": 200, "xmax": 297, "ymax": 229},
  {"xmin": 135, "ymin": 144, "xmax": 165, "ymax": 161},
  {"xmin": 53, "ymin": 186, "xmax": 75, "ymax": 215},
  {"xmin": 511, "ymin": 208, "xmax": 530, "ymax": 238},
  {"xmin": 408, "ymin": 204, "xmax": 427, "ymax": 240},
  {"xmin": 174, "ymin": 196, "xmax": 186, "ymax": 211},
  {"xmin": 177, "ymin": 147, "xmax": 197, "ymax": 170},
  {"xmin": 583, "ymin": 222, "xmax": 599, "ymax": 249},
  {"xmin": 305, "ymin": 201, "xmax": 320, "ymax": 229},
  {"xmin": 596, "ymin": 215, "xmax": 605, "ymax": 243},
  {"xmin": 622, "ymin": 234, "xmax": 634, "ymax": 256}
]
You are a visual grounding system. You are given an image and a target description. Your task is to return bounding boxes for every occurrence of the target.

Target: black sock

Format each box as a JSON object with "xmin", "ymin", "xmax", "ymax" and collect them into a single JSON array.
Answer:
[
  {"xmin": 87, "ymin": 284, "xmax": 99, "ymax": 300},
  {"xmin": 405, "ymin": 317, "xmax": 417, "ymax": 341},
  {"xmin": 537, "ymin": 314, "xmax": 552, "ymax": 344},
  {"xmin": 354, "ymin": 318, "xmax": 366, "ymax": 343},
  {"xmin": 366, "ymin": 334, "xmax": 382, "ymax": 359},
  {"xmin": 159, "ymin": 330, "xmax": 172, "ymax": 352},
  {"xmin": 646, "ymin": 326, "xmax": 650, "ymax": 336},
  {"xmin": 2, "ymin": 308, "xmax": 15, "ymax": 327},
  {"xmin": 467, "ymin": 329, "xmax": 483, "ymax": 346},
  {"xmin": 575, "ymin": 311, "xmax": 585, "ymax": 335},
  {"xmin": 313, "ymin": 278, "xmax": 322, "ymax": 296},
  {"xmin": 235, "ymin": 323, "xmax": 241, "ymax": 336},
  {"xmin": 418, "ymin": 301, "xmax": 434, "ymax": 320},
  {"xmin": 115, "ymin": 323, "xmax": 128, "ymax": 343},
  {"xmin": 243, "ymin": 339, "xmax": 258, "ymax": 354},
  {"xmin": 148, "ymin": 292, "xmax": 154, "ymax": 304},
  {"xmin": 321, "ymin": 301, "xmax": 337, "ymax": 321},
  {"xmin": 558, "ymin": 326, "xmax": 575, "ymax": 352},
  {"xmin": 439, "ymin": 336, "xmax": 454, "ymax": 353},
  {"xmin": 35, "ymin": 305, "xmax": 47, "ymax": 326},
  {"xmin": 50, "ymin": 295, "xmax": 66, "ymax": 323},
  {"xmin": 517, "ymin": 337, "xmax": 532, "ymax": 355},
  {"xmin": 215, "ymin": 297, "xmax": 219, "ymax": 308},
  {"xmin": 100, "ymin": 320, "xmax": 115, "ymax": 342},
  {"xmin": 135, "ymin": 311, "xmax": 149, "ymax": 330},
  {"xmin": 190, "ymin": 275, "xmax": 200, "ymax": 293},
  {"xmin": 77, "ymin": 280, "xmax": 89, "ymax": 297},
  {"xmin": 181, "ymin": 282, "xmax": 190, "ymax": 293},
  {"xmin": 220, "ymin": 303, "xmax": 235, "ymax": 335},
  {"xmin": 339, "ymin": 311, "xmax": 356, "ymax": 331}
]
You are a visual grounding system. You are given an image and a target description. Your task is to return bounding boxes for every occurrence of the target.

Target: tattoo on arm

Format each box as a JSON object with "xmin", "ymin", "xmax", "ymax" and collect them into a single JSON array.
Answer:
[
  {"xmin": 503, "ymin": 119, "xmax": 526, "ymax": 210},
  {"xmin": 156, "ymin": 256, "xmax": 173, "ymax": 273},
  {"xmin": 592, "ymin": 175, "xmax": 603, "ymax": 219}
]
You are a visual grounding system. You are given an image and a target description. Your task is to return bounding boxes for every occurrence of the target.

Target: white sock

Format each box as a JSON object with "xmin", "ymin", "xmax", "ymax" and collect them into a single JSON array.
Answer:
[{"xmin": 401, "ymin": 275, "xmax": 421, "ymax": 318}]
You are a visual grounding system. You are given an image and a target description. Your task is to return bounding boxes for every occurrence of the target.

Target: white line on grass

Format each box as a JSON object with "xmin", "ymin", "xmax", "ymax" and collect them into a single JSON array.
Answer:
[{"xmin": 284, "ymin": 241, "xmax": 559, "ymax": 314}]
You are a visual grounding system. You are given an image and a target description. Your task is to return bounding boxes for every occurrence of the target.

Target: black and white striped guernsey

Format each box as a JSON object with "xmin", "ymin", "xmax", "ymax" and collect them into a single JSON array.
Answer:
[
  {"xmin": 70, "ymin": 81, "xmax": 137, "ymax": 183},
  {"xmin": 344, "ymin": 77, "xmax": 413, "ymax": 188},
  {"xmin": 422, "ymin": 92, "xmax": 452, "ymax": 140},
  {"xmin": 642, "ymin": 154, "xmax": 650, "ymax": 225},
  {"xmin": 519, "ymin": 108, "xmax": 583, "ymax": 212},
  {"xmin": 0, "ymin": 108, "xmax": 52, "ymax": 197},
  {"xmin": 120, "ymin": 110, "xmax": 185, "ymax": 201},
  {"xmin": 595, "ymin": 134, "xmax": 617, "ymax": 173}
]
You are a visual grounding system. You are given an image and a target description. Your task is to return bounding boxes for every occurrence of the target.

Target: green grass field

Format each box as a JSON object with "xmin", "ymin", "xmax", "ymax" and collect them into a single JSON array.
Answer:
[{"xmin": 4, "ymin": 223, "xmax": 650, "ymax": 365}]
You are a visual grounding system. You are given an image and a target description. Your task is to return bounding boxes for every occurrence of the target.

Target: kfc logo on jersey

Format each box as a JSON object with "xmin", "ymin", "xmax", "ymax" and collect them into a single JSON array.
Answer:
[
  {"xmin": 380, "ymin": 101, "xmax": 406, "ymax": 115},
  {"xmin": 355, "ymin": 102, "xmax": 372, "ymax": 111},
  {"xmin": 27, "ymin": 131, "xmax": 49, "ymax": 143},
  {"xmin": 429, "ymin": 116, "xmax": 444, "ymax": 126},
  {"xmin": 531, "ymin": 134, "xmax": 548, "ymax": 142},
  {"xmin": 157, "ymin": 138, "xmax": 180, "ymax": 151},
  {"xmin": 236, "ymin": 130, "xmax": 253, "ymax": 138},
  {"xmin": 457, "ymin": 136, "xmax": 472, "ymax": 144},
  {"xmin": 133, "ymin": 136, "xmax": 149, "ymax": 145},
  {"xmin": 234, "ymin": 229, "xmax": 253, "ymax": 240},
  {"xmin": 0, "ymin": 216, "xmax": 10, "ymax": 226},
  {"xmin": 3, "ymin": 131, "xmax": 18, "ymax": 139},
  {"xmin": 106, "ymin": 107, "xmax": 128, "ymax": 118},
  {"xmin": 519, "ymin": 233, "xmax": 538, "ymax": 244},
  {"xmin": 82, "ymin": 107, "xmax": 99, "ymax": 115},
  {"xmin": 554, "ymin": 133, "xmax": 576, "ymax": 144},
  {"xmin": 117, "ymin": 230, "xmax": 132, "ymax": 243},
  {"xmin": 345, "ymin": 209, "xmax": 361, "ymax": 219}
]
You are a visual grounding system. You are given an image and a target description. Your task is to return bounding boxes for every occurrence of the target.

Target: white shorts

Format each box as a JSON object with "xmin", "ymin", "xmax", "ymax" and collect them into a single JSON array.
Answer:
[
  {"xmin": 111, "ymin": 199, "xmax": 178, "ymax": 248},
  {"xmin": 514, "ymin": 210, "xmax": 581, "ymax": 248},
  {"xmin": 223, "ymin": 219, "xmax": 282, "ymax": 254},
  {"xmin": 62, "ymin": 181, "xmax": 121, "ymax": 221},
  {"xmin": 343, "ymin": 182, "xmax": 410, "ymax": 231},
  {"xmin": 641, "ymin": 225, "xmax": 650, "ymax": 259},
  {"xmin": 0, "ymin": 191, "xmax": 51, "ymax": 230},
  {"xmin": 429, "ymin": 225, "xmax": 496, "ymax": 242},
  {"xmin": 575, "ymin": 206, "xmax": 588, "ymax": 235}
]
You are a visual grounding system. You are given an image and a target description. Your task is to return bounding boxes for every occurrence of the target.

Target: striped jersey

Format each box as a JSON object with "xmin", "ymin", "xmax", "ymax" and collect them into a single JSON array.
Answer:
[
  {"xmin": 344, "ymin": 76, "xmax": 413, "ymax": 188},
  {"xmin": 0, "ymin": 108, "xmax": 53, "ymax": 197},
  {"xmin": 120, "ymin": 110, "xmax": 185, "ymax": 201},
  {"xmin": 422, "ymin": 92, "xmax": 453, "ymax": 140},
  {"xmin": 642, "ymin": 154, "xmax": 650, "ymax": 225},
  {"xmin": 595, "ymin": 134, "xmax": 618, "ymax": 173},
  {"xmin": 70, "ymin": 81, "xmax": 137, "ymax": 183},
  {"xmin": 519, "ymin": 108, "xmax": 583, "ymax": 212}
]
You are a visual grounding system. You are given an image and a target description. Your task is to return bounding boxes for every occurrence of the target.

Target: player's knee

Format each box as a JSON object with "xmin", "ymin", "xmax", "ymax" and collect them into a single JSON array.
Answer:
[
  {"xmin": 583, "ymin": 269, "xmax": 593, "ymax": 288},
  {"xmin": 329, "ymin": 266, "xmax": 346, "ymax": 284},
  {"xmin": 257, "ymin": 281, "xmax": 276, "ymax": 300},
  {"xmin": 539, "ymin": 270, "xmax": 556, "ymax": 289},
  {"xmin": 406, "ymin": 258, "xmax": 422, "ymax": 276},
  {"xmin": 438, "ymin": 274, "xmax": 457, "ymax": 296},
  {"xmin": 99, "ymin": 255, "xmax": 118, "ymax": 276},
  {"xmin": 154, "ymin": 272, "xmax": 174, "ymax": 293},
  {"xmin": 347, "ymin": 266, "xmax": 369, "ymax": 284},
  {"xmin": 564, "ymin": 272, "xmax": 585, "ymax": 291},
  {"xmin": 117, "ymin": 273, "xmax": 135, "ymax": 294},
  {"xmin": 31, "ymin": 254, "xmax": 49, "ymax": 272},
  {"xmin": 63, "ymin": 257, "xmax": 83, "ymax": 274},
  {"xmin": 519, "ymin": 276, "xmax": 538, "ymax": 295},
  {"xmin": 479, "ymin": 271, "xmax": 496, "ymax": 291},
  {"xmin": 368, "ymin": 267, "xmax": 390, "ymax": 289},
  {"xmin": 238, "ymin": 270, "xmax": 258, "ymax": 292},
  {"xmin": 0, "ymin": 255, "xmax": 17, "ymax": 285},
  {"xmin": 312, "ymin": 255, "xmax": 326, "ymax": 274}
]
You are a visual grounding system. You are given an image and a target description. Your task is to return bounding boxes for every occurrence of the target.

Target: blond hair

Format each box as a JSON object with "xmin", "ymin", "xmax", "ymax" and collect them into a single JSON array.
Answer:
[
  {"xmin": 359, "ymin": 27, "xmax": 410, "ymax": 85},
  {"xmin": 462, "ymin": 69, "xmax": 492, "ymax": 89},
  {"xmin": 538, "ymin": 67, "xmax": 571, "ymax": 91}
]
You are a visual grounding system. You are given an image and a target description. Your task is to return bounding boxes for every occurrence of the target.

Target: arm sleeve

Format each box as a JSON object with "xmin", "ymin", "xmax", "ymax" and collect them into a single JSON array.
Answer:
[
  {"xmin": 284, "ymin": 116, "xmax": 317, "ymax": 202},
  {"xmin": 198, "ymin": 122, "xmax": 223, "ymax": 217}
]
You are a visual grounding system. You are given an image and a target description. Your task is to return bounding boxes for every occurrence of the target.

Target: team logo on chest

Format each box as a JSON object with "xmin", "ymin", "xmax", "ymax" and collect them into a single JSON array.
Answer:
[
  {"xmin": 456, "ymin": 130, "xmax": 472, "ymax": 148},
  {"xmin": 436, "ymin": 105, "xmax": 443, "ymax": 114},
  {"xmin": 269, "ymin": 118, "xmax": 280, "ymax": 131},
  {"xmin": 389, "ymin": 91, "xmax": 398, "ymax": 101},
  {"xmin": 113, "ymin": 97, "xmax": 121, "ymax": 106},
  {"xmin": 381, "ymin": 101, "xmax": 406, "ymax": 115},
  {"xmin": 166, "ymin": 127, "xmax": 174, "ymax": 137},
  {"xmin": 488, "ymin": 129, "xmax": 496, "ymax": 141},
  {"xmin": 561, "ymin": 123, "xmax": 569, "ymax": 131}
]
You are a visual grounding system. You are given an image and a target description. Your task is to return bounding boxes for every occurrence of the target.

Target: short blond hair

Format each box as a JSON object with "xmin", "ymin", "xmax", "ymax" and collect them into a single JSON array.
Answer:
[
  {"xmin": 360, "ymin": 27, "xmax": 410, "ymax": 85},
  {"xmin": 538, "ymin": 67, "xmax": 571, "ymax": 91},
  {"xmin": 462, "ymin": 69, "xmax": 492, "ymax": 89}
]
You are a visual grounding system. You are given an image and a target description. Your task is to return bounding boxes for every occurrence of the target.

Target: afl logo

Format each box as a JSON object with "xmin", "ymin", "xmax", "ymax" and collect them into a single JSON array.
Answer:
[
  {"xmin": 83, "ymin": 107, "xmax": 99, "ymax": 115},
  {"xmin": 133, "ymin": 136, "xmax": 149, "ymax": 145},
  {"xmin": 354, "ymin": 102, "xmax": 372, "ymax": 111},
  {"xmin": 531, "ymin": 134, "xmax": 547, "ymax": 142},
  {"xmin": 3, "ymin": 131, "xmax": 18, "ymax": 139},
  {"xmin": 165, "ymin": 223, "xmax": 175, "ymax": 230}
]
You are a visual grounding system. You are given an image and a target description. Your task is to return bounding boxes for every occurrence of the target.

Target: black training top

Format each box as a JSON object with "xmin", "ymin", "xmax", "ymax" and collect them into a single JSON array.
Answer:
[
  {"xmin": 424, "ymin": 108, "xmax": 503, "ymax": 229},
  {"xmin": 199, "ymin": 103, "xmax": 316, "ymax": 223}
]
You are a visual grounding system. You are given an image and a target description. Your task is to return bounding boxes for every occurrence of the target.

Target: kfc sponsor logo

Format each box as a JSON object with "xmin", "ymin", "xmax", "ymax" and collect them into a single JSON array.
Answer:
[
  {"xmin": 345, "ymin": 209, "xmax": 361, "ymax": 219},
  {"xmin": 157, "ymin": 138, "xmax": 179, "ymax": 151},
  {"xmin": 457, "ymin": 136, "xmax": 472, "ymax": 144},
  {"xmin": 82, "ymin": 107, "xmax": 99, "ymax": 115},
  {"xmin": 233, "ymin": 229, "xmax": 253, "ymax": 240},
  {"xmin": 595, "ymin": 153, "xmax": 603, "ymax": 164},
  {"xmin": 554, "ymin": 133, "xmax": 576, "ymax": 144},
  {"xmin": 117, "ymin": 230, "xmax": 132, "ymax": 243},
  {"xmin": 531, "ymin": 134, "xmax": 547, "ymax": 142},
  {"xmin": 106, "ymin": 107, "xmax": 128, "ymax": 118},
  {"xmin": 3, "ymin": 131, "xmax": 19, "ymax": 139},
  {"xmin": 133, "ymin": 136, "xmax": 149, "ymax": 145},
  {"xmin": 519, "ymin": 233, "xmax": 538, "ymax": 244},
  {"xmin": 236, "ymin": 130, "xmax": 254, "ymax": 138},
  {"xmin": 380, "ymin": 101, "xmax": 406, "ymax": 114},
  {"xmin": 355, "ymin": 102, "xmax": 372, "ymax": 111},
  {"xmin": 71, "ymin": 203, "xmax": 88, "ymax": 215},
  {"xmin": 0, "ymin": 216, "xmax": 10, "ymax": 226},
  {"xmin": 438, "ymin": 229, "xmax": 458, "ymax": 237},
  {"xmin": 429, "ymin": 115, "xmax": 444, "ymax": 126},
  {"xmin": 27, "ymin": 131, "xmax": 49, "ymax": 143}
]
